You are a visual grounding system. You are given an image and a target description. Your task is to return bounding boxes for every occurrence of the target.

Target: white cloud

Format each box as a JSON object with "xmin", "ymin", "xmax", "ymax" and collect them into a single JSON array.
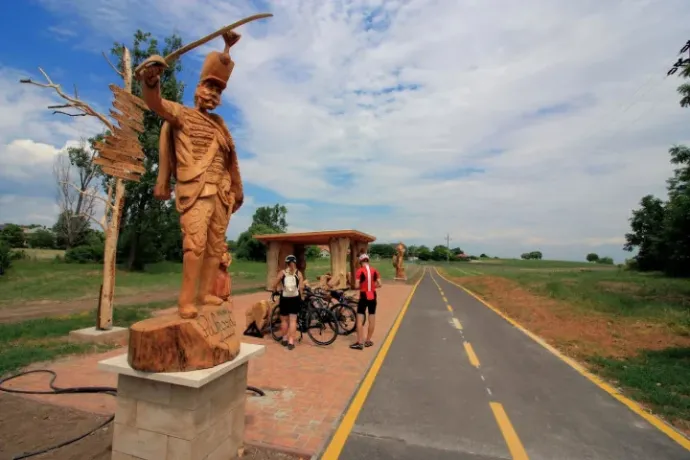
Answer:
[
  {"xmin": 7, "ymin": 0, "xmax": 690, "ymax": 262},
  {"xmin": 0, "ymin": 195, "xmax": 60, "ymax": 227}
]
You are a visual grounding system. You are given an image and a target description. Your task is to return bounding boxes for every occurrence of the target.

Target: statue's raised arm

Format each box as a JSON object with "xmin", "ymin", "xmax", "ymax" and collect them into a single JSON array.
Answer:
[{"xmin": 135, "ymin": 58, "xmax": 182, "ymax": 129}]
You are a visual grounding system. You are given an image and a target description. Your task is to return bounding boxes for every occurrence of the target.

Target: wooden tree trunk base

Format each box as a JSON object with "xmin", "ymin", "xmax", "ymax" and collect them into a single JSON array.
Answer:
[{"xmin": 127, "ymin": 301, "xmax": 240, "ymax": 373}]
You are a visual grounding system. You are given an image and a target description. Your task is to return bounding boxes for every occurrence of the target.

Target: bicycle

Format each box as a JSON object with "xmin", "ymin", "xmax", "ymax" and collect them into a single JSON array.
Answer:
[
  {"xmin": 314, "ymin": 288, "xmax": 365, "ymax": 336},
  {"xmin": 268, "ymin": 290, "xmax": 339, "ymax": 346}
]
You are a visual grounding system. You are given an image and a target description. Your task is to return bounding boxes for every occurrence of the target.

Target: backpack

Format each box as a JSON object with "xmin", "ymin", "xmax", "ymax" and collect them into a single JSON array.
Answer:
[{"xmin": 282, "ymin": 270, "xmax": 300, "ymax": 297}]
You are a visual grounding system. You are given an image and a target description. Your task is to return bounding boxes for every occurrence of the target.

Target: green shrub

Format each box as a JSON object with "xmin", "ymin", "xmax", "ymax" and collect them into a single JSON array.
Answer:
[
  {"xmin": 10, "ymin": 249, "xmax": 28, "ymax": 260},
  {"xmin": 65, "ymin": 243, "xmax": 104, "ymax": 264},
  {"xmin": 0, "ymin": 240, "xmax": 11, "ymax": 275}
]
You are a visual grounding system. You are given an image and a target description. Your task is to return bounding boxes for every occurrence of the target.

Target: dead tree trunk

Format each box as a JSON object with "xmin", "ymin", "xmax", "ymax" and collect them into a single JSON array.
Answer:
[{"xmin": 97, "ymin": 47, "xmax": 131, "ymax": 330}]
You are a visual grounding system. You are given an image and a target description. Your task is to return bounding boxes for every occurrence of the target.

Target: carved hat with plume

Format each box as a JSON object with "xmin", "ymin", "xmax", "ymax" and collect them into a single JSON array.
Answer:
[{"xmin": 199, "ymin": 32, "xmax": 240, "ymax": 90}]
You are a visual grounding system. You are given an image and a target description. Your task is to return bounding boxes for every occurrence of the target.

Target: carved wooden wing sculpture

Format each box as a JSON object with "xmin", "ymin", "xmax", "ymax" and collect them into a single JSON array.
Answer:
[{"xmin": 92, "ymin": 84, "xmax": 147, "ymax": 182}]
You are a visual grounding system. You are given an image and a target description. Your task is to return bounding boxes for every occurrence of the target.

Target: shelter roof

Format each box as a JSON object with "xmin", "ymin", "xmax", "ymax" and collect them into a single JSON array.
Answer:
[{"xmin": 253, "ymin": 229, "xmax": 376, "ymax": 245}]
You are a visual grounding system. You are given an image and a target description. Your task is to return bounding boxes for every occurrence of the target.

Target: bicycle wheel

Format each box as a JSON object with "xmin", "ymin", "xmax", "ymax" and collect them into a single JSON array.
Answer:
[
  {"xmin": 330, "ymin": 303, "xmax": 357, "ymax": 335},
  {"xmin": 269, "ymin": 305, "xmax": 283, "ymax": 341},
  {"xmin": 306, "ymin": 308, "xmax": 339, "ymax": 345},
  {"xmin": 347, "ymin": 298, "xmax": 366, "ymax": 326}
]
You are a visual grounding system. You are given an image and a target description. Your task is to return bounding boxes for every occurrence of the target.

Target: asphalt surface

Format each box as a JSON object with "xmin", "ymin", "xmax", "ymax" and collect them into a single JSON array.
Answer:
[{"xmin": 335, "ymin": 269, "xmax": 690, "ymax": 460}]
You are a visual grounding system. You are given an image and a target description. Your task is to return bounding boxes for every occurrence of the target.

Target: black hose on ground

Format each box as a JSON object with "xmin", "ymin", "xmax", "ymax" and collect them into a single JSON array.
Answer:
[
  {"xmin": 0, "ymin": 369, "xmax": 265, "ymax": 459},
  {"xmin": 246, "ymin": 385, "xmax": 265, "ymax": 396}
]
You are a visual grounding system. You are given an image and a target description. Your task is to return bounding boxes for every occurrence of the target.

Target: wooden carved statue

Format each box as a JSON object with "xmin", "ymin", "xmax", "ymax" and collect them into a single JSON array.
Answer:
[
  {"xmin": 393, "ymin": 242, "xmax": 406, "ymax": 280},
  {"xmin": 137, "ymin": 33, "xmax": 244, "ymax": 319},
  {"xmin": 213, "ymin": 243, "xmax": 232, "ymax": 301},
  {"xmin": 126, "ymin": 13, "xmax": 272, "ymax": 372},
  {"xmin": 244, "ymin": 299, "xmax": 271, "ymax": 338}
]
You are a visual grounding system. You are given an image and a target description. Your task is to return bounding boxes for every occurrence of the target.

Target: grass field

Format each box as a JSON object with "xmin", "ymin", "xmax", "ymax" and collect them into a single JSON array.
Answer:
[
  {"xmin": 443, "ymin": 260, "xmax": 690, "ymax": 325},
  {"xmin": 440, "ymin": 259, "xmax": 690, "ymax": 433},
  {"xmin": 0, "ymin": 299, "xmax": 174, "ymax": 376},
  {"xmin": 17, "ymin": 248, "xmax": 66, "ymax": 260},
  {"xmin": 0, "ymin": 255, "xmax": 409, "ymax": 306}
]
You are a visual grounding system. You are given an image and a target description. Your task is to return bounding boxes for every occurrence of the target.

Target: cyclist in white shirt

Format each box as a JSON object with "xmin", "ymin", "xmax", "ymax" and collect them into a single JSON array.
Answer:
[{"xmin": 272, "ymin": 255, "xmax": 303, "ymax": 350}]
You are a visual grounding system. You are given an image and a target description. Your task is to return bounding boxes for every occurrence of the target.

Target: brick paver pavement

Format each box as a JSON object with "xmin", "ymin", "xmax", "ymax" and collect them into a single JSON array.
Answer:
[{"xmin": 4, "ymin": 283, "xmax": 413, "ymax": 456}]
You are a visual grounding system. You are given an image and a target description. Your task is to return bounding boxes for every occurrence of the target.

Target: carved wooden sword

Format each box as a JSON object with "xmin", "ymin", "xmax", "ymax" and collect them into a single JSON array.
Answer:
[{"xmin": 134, "ymin": 13, "xmax": 273, "ymax": 74}]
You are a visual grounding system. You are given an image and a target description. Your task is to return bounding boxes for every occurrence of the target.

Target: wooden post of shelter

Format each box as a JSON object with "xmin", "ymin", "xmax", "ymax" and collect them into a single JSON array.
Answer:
[{"xmin": 253, "ymin": 230, "xmax": 376, "ymax": 291}]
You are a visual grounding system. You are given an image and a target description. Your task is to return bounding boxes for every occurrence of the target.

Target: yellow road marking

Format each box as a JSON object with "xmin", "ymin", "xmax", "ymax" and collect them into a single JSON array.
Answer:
[
  {"xmin": 435, "ymin": 268, "xmax": 690, "ymax": 452},
  {"xmin": 452, "ymin": 317, "xmax": 463, "ymax": 330},
  {"xmin": 442, "ymin": 295, "xmax": 448, "ymax": 303},
  {"xmin": 490, "ymin": 402, "xmax": 530, "ymax": 460},
  {"xmin": 321, "ymin": 269, "xmax": 426, "ymax": 459},
  {"xmin": 439, "ymin": 290, "xmax": 444, "ymax": 296},
  {"xmin": 463, "ymin": 341, "xmax": 480, "ymax": 368},
  {"xmin": 446, "ymin": 304, "xmax": 453, "ymax": 313}
]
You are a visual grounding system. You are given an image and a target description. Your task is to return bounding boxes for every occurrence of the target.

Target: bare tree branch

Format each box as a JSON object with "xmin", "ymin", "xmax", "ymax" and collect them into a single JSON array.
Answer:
[
  {"xmin": 20, "ymin": 67, "xmax": 114, "ymax": 131},
  {"xmin": 78, "ymin": 212, "xmax": 107, "ymax": 232},
  {"xmin": 53, "ymin": 155, "xmax": 98, "ymax": 246},
  {"xmin": 102, "ymin": 51, "xmax": 124, "ymax": 78},
  {"xmin": 53, "ymin": 110, "xmax": 87, "ymax": 117},
  {"xmin": 60, "ymin": 181, "xmax": 114, "ymax": 210}
]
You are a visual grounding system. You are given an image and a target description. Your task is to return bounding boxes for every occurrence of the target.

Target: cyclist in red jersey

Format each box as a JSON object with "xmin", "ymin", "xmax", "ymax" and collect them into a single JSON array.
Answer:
[{"xmin": 350, "ymin": 253, "xmax": 382, "ymax": 350}]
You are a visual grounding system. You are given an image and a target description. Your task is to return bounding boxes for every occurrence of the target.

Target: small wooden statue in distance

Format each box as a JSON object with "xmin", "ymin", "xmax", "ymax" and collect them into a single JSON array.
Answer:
[
  {"xmin": 393, "ymin": 242, "xmax": 407, "ymax": 280},
  {"xmin": 126, "ymin": 20, "xmax": 270, "ymax": 372}
]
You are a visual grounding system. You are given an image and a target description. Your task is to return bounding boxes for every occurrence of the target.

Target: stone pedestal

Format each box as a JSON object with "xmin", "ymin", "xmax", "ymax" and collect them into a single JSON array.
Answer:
[
  {"xmin": 98, "ymin": 343, "xmax": 265, "ymax": 460},
  {"xmin": 69, "ymin": 326, "xmax": 128, "ymax": 344}
]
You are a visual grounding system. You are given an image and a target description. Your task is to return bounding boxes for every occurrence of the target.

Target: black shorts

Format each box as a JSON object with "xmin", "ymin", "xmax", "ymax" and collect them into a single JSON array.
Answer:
[
  {"xmin": 279, "ymin": 295, "xmax": 301, "ymax": 316},
  {"xmin": 357, "ymin": 292, "xmax": 377, "ymax": 315}
]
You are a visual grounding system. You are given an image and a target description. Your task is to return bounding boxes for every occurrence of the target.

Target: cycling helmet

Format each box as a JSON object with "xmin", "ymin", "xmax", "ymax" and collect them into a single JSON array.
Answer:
[
  {"xmin": 359, "ymin": 253, "xmax": 370, "ymax": 262},
  {"xmin": 285, "ymin": 254, "xmax": 297, "ymax": 264}
]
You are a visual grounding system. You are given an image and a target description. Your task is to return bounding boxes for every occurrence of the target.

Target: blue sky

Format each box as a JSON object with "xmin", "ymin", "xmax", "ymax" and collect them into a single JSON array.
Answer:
[{"xmin": 1, "ymin": 0, "xmax": 690, "ymax": 262}]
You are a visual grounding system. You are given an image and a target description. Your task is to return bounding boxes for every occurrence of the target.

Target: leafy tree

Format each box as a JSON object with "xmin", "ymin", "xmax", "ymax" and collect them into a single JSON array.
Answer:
[
  {"xmin": 251, "ymin": 204, "xmax": 288, "ymax": 233},
  {"xmin": 431, "ymin": 245, "xmax": 450, "ymax": 261},
  {"xmin": 53, "ymin": 212, "xmax": 90, "ymax": 249},
  {"xmin": 624, "ymin": 144, "xmax": 690, "ymax": 275},
  {"xmin": 305, "ymin": 245, "xmax": 321, "ymax": 259},
  {"xmin": 369, "ymin": 243, "xmax": 396, "ymax": 258},
  {"xmin": 520, "ymin": 251, "xmax": 542, "ymax": 260},
  {"xmin": 1, "ymin": 224, "xmax": 26, "ymax": 248},
  {"xmin": 661, "ymin": 145, "xmax": 690, "ymax": 275},
  {"xmin": 235, "ymin": 205, "xmax": 290, "ymax": 261},
  {"xmin": 586, "ymin": 253, "xmax": 599, "ymax": 262},
  {"xmin": 624, "ymin": 195, "xmax": 668, "ymax": 271},
  {"xmin": 28, "ymin": 229, "xmax": 56, "ymax": 249},
  {"xmin": 673, "ymin": 46, "xmax": 690, "ymax": 107},
  {"xmin": 479, "ymin": 253, "xmax": 488, "ymax": 258},
  {"xmin": 111, "ymin": 31, "xmax": 186, "ymax": 270},
  {"xmin": 451, "ymin": 247, "xmax": 464, "ymax": 255},
  {"xmin": 226, "ymin": 239, "xmax": 237, "ymax": 252},
  {"xmin": 235, "ymin": 223, "xmax": 278, "ymax": 261},
  {"xmin": 406, "ymin": 245, "xmax": 418, "ymax": 257},
  {"xmin": 597, "ymin": 256, "xmax": 614, "ymax": 265},
  {"xmin": 0, "ymin": 239, "xmax": 11, "ymax": 275},
  {"xmin": 416, "ymin": 245, "xmax": 431, "ymax": 261}
]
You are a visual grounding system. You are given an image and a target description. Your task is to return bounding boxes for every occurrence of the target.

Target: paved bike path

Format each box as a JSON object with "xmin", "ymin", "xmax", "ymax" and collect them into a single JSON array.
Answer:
[{"xmin": 327, "ymin": 269, "xmax": 690, "ymax": 459}]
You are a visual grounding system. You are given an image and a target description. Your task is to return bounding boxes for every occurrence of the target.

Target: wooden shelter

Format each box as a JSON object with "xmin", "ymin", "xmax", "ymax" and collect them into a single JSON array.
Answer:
[{"xmin": 253, "ymin": 230, "xmax": 376, "ymax": 290}]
